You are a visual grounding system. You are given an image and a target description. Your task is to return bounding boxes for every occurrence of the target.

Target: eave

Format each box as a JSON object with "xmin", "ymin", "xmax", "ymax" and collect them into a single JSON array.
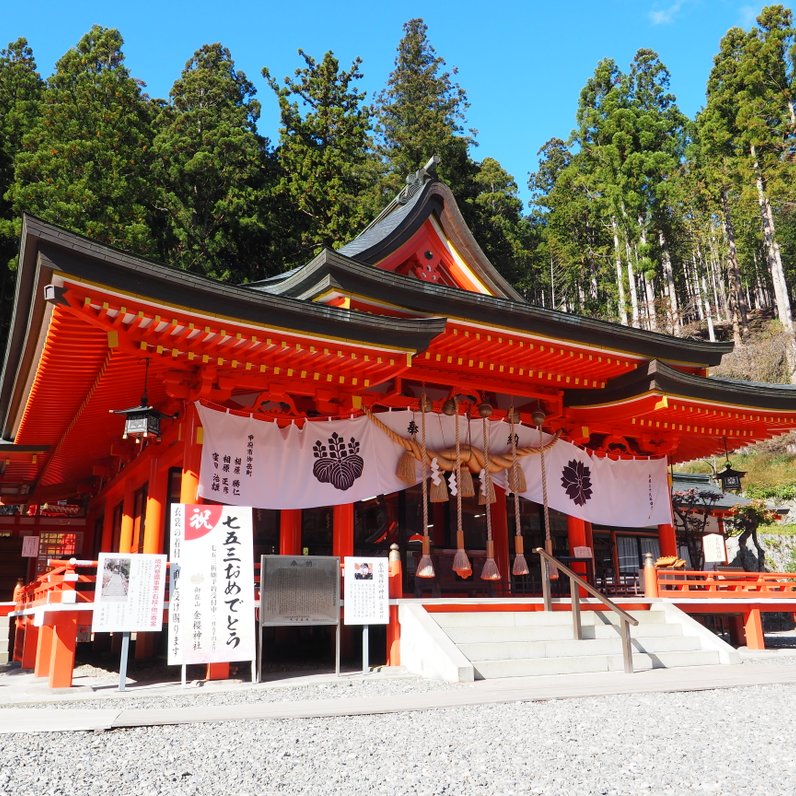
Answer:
[
  {"xmin": 564, "ymin": 360, "xmax": 796, "ymax": 463},
  {"xmin": 253, "ymin": 247, "xmax": 733, "ymax": 373},
  {"xmin": 0, "ymin": 215, "xmax": 447, "ymax": 503}
]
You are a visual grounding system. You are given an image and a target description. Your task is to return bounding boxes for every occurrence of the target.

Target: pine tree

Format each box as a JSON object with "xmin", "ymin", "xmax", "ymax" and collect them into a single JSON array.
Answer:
[
  {"xmin": 374, "ymin": 18, "xmax": 474, "ymax": 199},
  {"xmin": 152, "ymin": 43, "xmax": 275, "ymax": 282},
  {"xmin": 6, "ymin": 26, "xmax": 157, "ymax": 255},
  {"xmin": 264, "ymin": 49, "xmax": 378, "ymax": 262}
]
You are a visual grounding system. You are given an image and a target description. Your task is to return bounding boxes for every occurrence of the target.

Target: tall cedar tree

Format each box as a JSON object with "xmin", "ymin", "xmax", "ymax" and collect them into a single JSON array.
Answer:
[
  {"xmin": 264, "ymin": 49, "xmax": 377, "ymax": 262},
  {"xmin": 703, "ymin": 6, "xmax": 796, "ymax": 378},
  {"xmin": 0, "ymin": 38, "xmax": 42, "ymax": 348},
  {"xmin": 6, "ymin": 26, "xmax": 157, "ymax": 255},
  {"xmin": 152, "ymin": 43, "xmax": 276, "ymax": 282},
  {"xmin": 471, "ymin": 157, "xmax": 535, "ymax": 289},
  {"xmin": 375, "ymin": 18, "xmax": 474, "ymax": 200}
]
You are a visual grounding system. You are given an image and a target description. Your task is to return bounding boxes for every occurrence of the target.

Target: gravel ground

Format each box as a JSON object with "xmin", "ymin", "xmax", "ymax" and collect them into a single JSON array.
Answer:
[
  {"xmin": 1, "ymin": 633, "xmax": 795, "ymax": 795},
  {"xmin": 1, "ymin": 683, "xmax": 796, "ymax": 795}
]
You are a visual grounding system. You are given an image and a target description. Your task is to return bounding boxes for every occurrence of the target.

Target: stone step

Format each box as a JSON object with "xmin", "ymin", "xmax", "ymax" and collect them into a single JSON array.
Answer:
[
  {"xmin": 443, "ymin": 621, "xmax": 684, "ymax": 644},
  {"xmin": 458, "ymin": 634, "xmax": 702, "ymax": 662},
  {"xmin": 472, "ymin": 649, "xmax": 722, "ymax": 679},
  {"xmin": 431, "ymin": 609, "xmax": 666, "ymax": 630}
]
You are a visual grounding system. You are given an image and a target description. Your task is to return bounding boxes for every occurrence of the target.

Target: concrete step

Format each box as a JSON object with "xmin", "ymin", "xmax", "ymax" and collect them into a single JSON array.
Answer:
[
  {"xmin": 472, "ymin": 648, "xmax": 722, "ymax": 679},
  {"xmin": 0, "ymin": 616, "xmax": 8, "ymax": 664},
  {"xmin": 458, "ymin": 634, "xmax": 702, "ymax": 662},
  {"xmin": 432, "ymin": 609, "xmax": 666, "ymax": 630},
  {"xmin": 442, "ymin": 621, "xmax": 684, "ymax": 644}
]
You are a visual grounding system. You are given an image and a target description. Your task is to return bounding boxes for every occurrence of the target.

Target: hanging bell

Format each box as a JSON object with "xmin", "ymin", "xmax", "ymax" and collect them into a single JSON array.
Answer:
[
  {"xmin": 442, "ymin": 397, "xmax": 456, "ymax": 416},
  {"xmin": 478, "ymin": 402, "xmax": 493, "ymax": 418}
]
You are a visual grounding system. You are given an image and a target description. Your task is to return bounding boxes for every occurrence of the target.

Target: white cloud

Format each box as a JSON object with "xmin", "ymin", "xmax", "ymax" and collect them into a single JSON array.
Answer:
[{"xmin": 650, "ymin": 1, "xmax": 684, "ymax": 25}]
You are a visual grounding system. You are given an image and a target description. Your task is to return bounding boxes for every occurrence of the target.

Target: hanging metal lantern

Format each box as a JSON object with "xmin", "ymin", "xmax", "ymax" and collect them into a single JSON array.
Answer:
[
  {"xmin": 717, "ymin": 462, "xmax": 746, "ymax": 493},
  {"xmin": 110, "ymin": 358, "xmax": 175, "ymax": 443}
]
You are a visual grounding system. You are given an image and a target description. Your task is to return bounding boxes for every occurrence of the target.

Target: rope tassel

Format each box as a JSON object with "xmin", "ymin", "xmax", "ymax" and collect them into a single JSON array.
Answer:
[
  {"xmin": 478, "ymin": 406, "xmax": 501, "ymax": 582},
  {"xmin": 416, "ymin": 395, "xmax": 435, "ymax": 579},
  {"xmin": 508, "ymin": 406, "xmax": 529, "ymax": 576},
  {"xmin": 450, "ymin": 401, "xmax": 471, "ymax": 578}
]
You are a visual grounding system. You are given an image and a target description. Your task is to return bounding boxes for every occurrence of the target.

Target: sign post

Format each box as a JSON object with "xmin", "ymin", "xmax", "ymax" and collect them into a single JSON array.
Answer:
[
  {"xmin": 168, "ymin": 505, "xmax": 256, "ymax": 682},
  {"xmin": 259, "ymin": 555, "xmax": 341, "ymax": 681},
  {"xmin": 343, "ymin": 557, "xmax": 389, "ymax": 673},
  {"xmin": 91, "ymin": 553, "xmax": 167, "ymax": 691}
]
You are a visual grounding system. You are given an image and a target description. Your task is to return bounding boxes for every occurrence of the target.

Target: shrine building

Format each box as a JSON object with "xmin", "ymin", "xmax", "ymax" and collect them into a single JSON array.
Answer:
[{"xmin": 3, "ymin": 161, "xmax": 796, "ymax": 680}]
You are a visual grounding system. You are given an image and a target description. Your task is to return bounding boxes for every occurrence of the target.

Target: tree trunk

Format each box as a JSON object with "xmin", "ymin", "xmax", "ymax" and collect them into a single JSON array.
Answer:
[
  {"xmin": 720, "ymin": 187, "xmax": 749, "ymax": 344},
  {"xmin": 625, "ymin": 239, "xmax": 640, "ymax": 328},
  {"xmin": 751, "ymin": 144, "xmax": 796, "ymax": 381},
  {"xmin": 659, "ymin": 229, "xmax": 678, "ymax": 334},
  {"xmin": 611, "ymin": 219, "xmax": 628, "ymax": 325},
  {"xmin": 700, "ymin": 273, "xmax": 716, "ymax": 342}
]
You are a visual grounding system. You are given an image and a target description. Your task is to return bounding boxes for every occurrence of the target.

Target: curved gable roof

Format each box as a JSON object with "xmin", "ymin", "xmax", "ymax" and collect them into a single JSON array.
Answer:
[{"xmin": 338, "ymin": 175, "xmax": 524, "ymax": 301}]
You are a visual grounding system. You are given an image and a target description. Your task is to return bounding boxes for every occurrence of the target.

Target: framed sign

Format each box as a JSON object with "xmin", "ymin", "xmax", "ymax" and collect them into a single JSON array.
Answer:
[
  {"xmin": 260, "ymin": 555, "xmax": 340, "ymax": 626},
  {"xmin": 91, "ymin": 553, "xmax": 167, "ymax": 633},
  {"xmin": 343, "ymin": 556, "xmax": 389, "ymax": 625},
  {"xmin": 168, "ymin": 504, "xmax": 256, "ymax": 666},
  {"xmin": 703, "ymin": 533, "xmax": 727, "ymax": 564},
  {"xmin": 21, "ymin": 535, "xmax": 40, "ymax": 558}
]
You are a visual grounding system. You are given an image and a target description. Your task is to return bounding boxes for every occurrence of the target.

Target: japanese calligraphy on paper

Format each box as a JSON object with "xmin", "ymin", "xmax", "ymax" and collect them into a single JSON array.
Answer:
[{"xmin": 168, "ymin": 504, "xmax": 256, "ymax": 666}]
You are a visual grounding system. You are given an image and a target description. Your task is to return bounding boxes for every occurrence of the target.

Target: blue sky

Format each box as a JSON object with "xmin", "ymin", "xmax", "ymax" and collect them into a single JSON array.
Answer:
[{"xmin": 0, "ymin": 1, "xmax": 777, "ymax": 208}]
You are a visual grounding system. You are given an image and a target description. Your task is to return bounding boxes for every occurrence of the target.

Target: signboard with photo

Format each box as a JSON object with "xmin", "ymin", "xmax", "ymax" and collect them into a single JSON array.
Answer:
[
  {"xmin": 168, "ymin": 504, "xmax": 256, "ymax": 666},
  {"xmin": 343, "ymin": 556, "xmax": 389, "ymax": 626},
  {"xmin": 91, "ymin": 553, "xmax": 167, "ymax": 633}
]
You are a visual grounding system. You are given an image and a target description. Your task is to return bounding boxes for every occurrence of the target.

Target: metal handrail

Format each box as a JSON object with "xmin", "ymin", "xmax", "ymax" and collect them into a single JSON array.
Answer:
[{"xmin": 534, "ymin": 547, "xmax": 639, "ymax": 674}]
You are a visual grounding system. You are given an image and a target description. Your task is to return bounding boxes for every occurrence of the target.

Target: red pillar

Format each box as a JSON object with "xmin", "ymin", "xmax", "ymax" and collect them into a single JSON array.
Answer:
[
  {"xmin": 180, "ymin": 402, "xmax": 203, "ymax": 504},
  {"xmin": 744, "ymin": 609, "xmax": 765, "ymax": 649},
  {"xmin": 387, "ymin": 544, "xmax": 402, "ymax": 666},
  {"xmin": 567, "ymin": 515, "xmax": 590, "ymax": 590},
  {"xmin": 490, "ymin": 486, "xmax": 510, "ymax": 592},
  {"xmin": 279, "ymin": 509, "xmax": 302, "ymax": 555},
  {"xmin": 34, "ymin": 623, "xmax": 53, "ymax": 678},
  {"xmin": 143, "ymin": 454, "xmax": 166, "ymax": 554},
  {"xmin": 332, "ymin": 503, "xmax": 355, "ymax": 559},
  {"xmin": 48, "ymin": 611, "xmax": 79, "ymax": 688},
  {"xmin": 658, "ymin": 523, "xmax": 677, "ymax": 558},
  {"xmin": 118, "ymin": 482, "xmax": 135, "ymax": 553},
  {"xmin": 100, "ymin": 498, "xmax": 114, "ymax": 552},
  {"xmin": 21, "ymin": 621, "xmax": 38, "ymax": 669}
]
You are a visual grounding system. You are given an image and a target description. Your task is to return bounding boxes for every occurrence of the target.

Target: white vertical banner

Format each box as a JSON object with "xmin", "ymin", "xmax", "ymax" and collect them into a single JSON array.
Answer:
[
  {"xmin": 168, "ymin": 504, "xmax": 256, "ymax": 666},
  {"xmin": 92, "ymin": 553, "xmax": 167, "ymax": 633},
  {"xmin": 343, "ymin": 557, "xmax": 389, "ymax": 625}
]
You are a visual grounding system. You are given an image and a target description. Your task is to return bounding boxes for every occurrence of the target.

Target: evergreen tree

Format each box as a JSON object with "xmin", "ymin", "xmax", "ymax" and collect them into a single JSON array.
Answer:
[
  {"xmin": 703, "ymin": 6, "xmax": 796, "ymax": 378},
  {"xmin": 374, "ymin": 18, "xmax": 474, "ymax": 199},
  {"xmin": 0, "ymin": 37, "xmax": 42, "ymax": 347},
  {"xmin": 5, "ymin": 26, "xmax": 157, "ymax": 255},
  {"xmin": 470, "ymin": 156, "xmax": 535, "ymax": 288},
  {"xmin": 264, "ymin": 49, "xmax": 377, "ymax": 262},
  {"xmin": 152, "ymin": 43, "xmax": 275, "ymax": 282}
]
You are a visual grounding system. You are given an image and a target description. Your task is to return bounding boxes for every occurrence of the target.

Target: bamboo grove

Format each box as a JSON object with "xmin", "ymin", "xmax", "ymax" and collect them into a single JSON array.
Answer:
[{"xmin": 1, "ymin": 10, "xmax": 796, "ymax": 380}]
